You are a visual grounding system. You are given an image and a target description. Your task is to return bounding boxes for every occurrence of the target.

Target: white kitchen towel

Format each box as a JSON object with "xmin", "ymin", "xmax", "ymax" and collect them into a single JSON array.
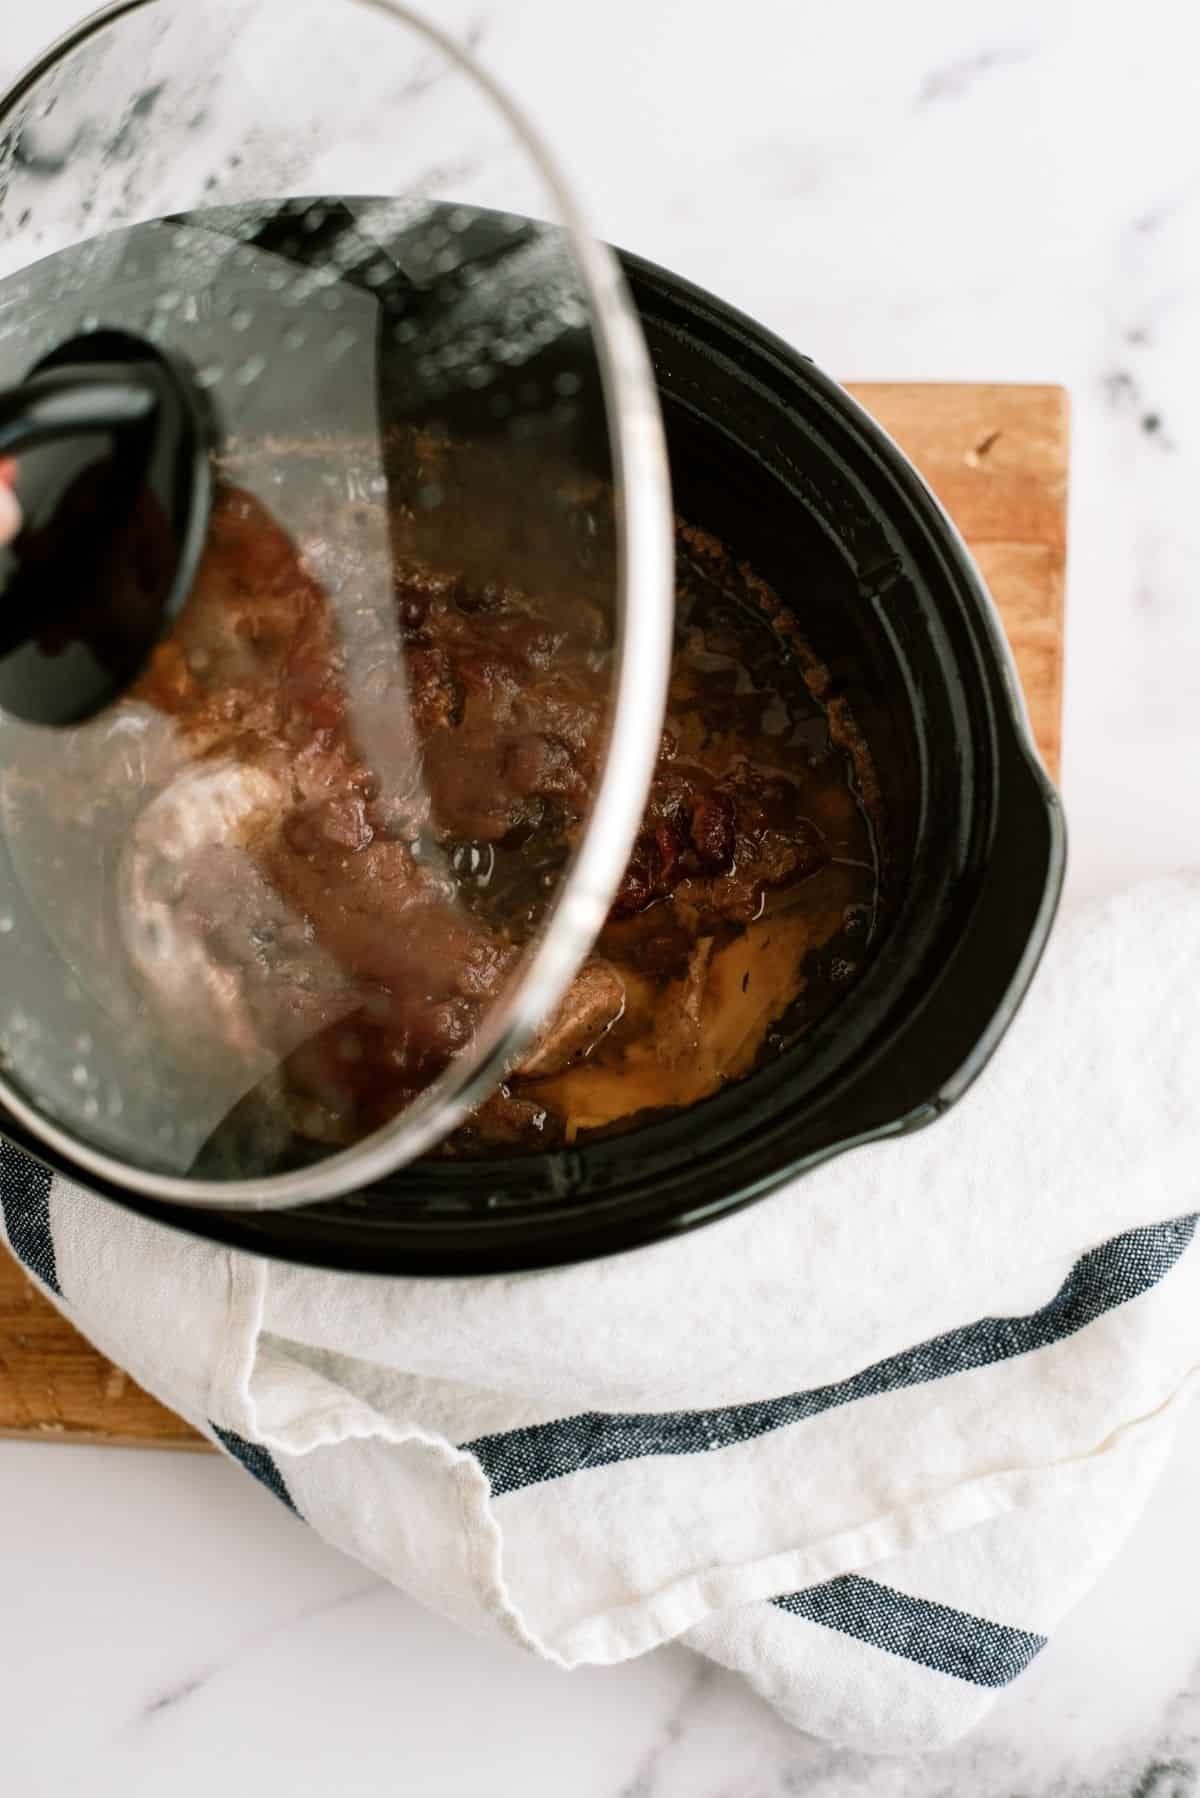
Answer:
[{"xmin": 2, "ymin": 873, "xmax": 1198, "ymax": 1754}]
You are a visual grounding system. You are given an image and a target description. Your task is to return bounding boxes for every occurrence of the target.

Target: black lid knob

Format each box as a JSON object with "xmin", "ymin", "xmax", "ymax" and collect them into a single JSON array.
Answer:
[{"xmin": 0, "ymin": 329, "xmax": 213, "ymax": 726}]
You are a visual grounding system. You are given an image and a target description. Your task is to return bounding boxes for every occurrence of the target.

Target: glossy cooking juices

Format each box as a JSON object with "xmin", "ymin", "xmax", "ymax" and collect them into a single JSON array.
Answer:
[{"xmin": 121, "ymin": 467, "xmax": 883, "ymax": 1159}]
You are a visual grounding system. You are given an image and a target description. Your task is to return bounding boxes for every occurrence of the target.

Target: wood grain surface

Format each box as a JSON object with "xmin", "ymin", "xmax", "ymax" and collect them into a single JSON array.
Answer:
[
  {"xmin": 0, "ymin": 382, "xmax": 1069, "ymax": 1452},
  {"xmin": 851, "ymin": 382, "xmax": 1068, "ymax": 779}
]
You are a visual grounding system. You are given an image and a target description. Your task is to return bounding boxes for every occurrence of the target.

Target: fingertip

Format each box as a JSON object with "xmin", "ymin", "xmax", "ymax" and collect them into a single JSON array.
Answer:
[{"xmin": 0, "ymin": 479, "xmax": 23, "ymax": 545}]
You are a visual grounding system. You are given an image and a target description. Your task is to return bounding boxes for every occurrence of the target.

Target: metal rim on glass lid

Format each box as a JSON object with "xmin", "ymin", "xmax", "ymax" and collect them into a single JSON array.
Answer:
[{"xmin": 0, "ymin": 0, "xmax": 674, "ymax": 1209}]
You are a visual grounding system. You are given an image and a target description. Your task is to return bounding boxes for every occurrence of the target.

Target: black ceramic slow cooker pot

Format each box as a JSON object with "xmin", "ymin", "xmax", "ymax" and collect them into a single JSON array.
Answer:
[{"xmin": 0, "ymin": 251, "xmax": 1066, "ymax": 1274}]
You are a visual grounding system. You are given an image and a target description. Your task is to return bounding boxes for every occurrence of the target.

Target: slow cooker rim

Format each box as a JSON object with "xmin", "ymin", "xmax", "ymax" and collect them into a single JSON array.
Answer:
[{"xmin": 0, "ymin": 251, "xmax": 1066, "ymax": 1273}]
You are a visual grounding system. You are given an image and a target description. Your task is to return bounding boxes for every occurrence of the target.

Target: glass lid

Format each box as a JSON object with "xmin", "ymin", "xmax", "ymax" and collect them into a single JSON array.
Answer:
[{"xmin": 0, "ymin": 0, "xmax": 673, "ymax": 1206}]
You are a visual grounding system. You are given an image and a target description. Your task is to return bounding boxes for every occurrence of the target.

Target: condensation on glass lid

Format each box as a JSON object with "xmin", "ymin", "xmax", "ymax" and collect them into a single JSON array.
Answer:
[
  {"xmin": 0, "ymin": 0, "xmax": 675, "ymax": 1201},
  {"xmin": 0, "ymin": 0, "xmax": 556, "ymax": 284}
]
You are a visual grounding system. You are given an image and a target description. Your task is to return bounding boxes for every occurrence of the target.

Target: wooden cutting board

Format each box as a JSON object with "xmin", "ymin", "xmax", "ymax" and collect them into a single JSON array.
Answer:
[{"xmin": 0, "ymin": 382, "xmax": 1068, "ymax": 1452}]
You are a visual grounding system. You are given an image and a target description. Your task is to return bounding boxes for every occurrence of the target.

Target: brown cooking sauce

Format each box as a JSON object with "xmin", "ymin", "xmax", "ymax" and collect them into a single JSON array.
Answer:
[{"xmin": 129, "ymin": 479, "xmax": 881, "ymax": 1157}]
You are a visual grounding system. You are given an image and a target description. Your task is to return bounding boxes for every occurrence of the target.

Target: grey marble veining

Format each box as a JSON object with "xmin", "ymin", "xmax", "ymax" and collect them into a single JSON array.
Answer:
[{"xmin": 915, "ymin": 43, "xmax": 1039, "ymax": 108}]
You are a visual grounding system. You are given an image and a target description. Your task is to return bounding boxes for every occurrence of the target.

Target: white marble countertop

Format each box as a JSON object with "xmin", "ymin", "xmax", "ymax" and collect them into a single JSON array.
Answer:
[{"xmin": 1, "ymin": 1, "xmax": 1199, "ymax": 1792}]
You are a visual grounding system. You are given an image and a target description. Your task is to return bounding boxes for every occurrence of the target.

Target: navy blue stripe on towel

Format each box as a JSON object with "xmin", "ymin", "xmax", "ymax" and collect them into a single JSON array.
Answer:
[
  {"xmin": 212, "ymin": 1426, "xmax": 300, "ymax": 1517},
  {"xmin": 772, "ymin": 1576, "xmax": 1047, "ymax": 1688},
  {"xmin": 0, "ymin": 1140, "xmax": 60, "ymax": 1296},
  {"xmin": 465, "ymin": 1215, "xmax": 1198, "ymax": 1498}
]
